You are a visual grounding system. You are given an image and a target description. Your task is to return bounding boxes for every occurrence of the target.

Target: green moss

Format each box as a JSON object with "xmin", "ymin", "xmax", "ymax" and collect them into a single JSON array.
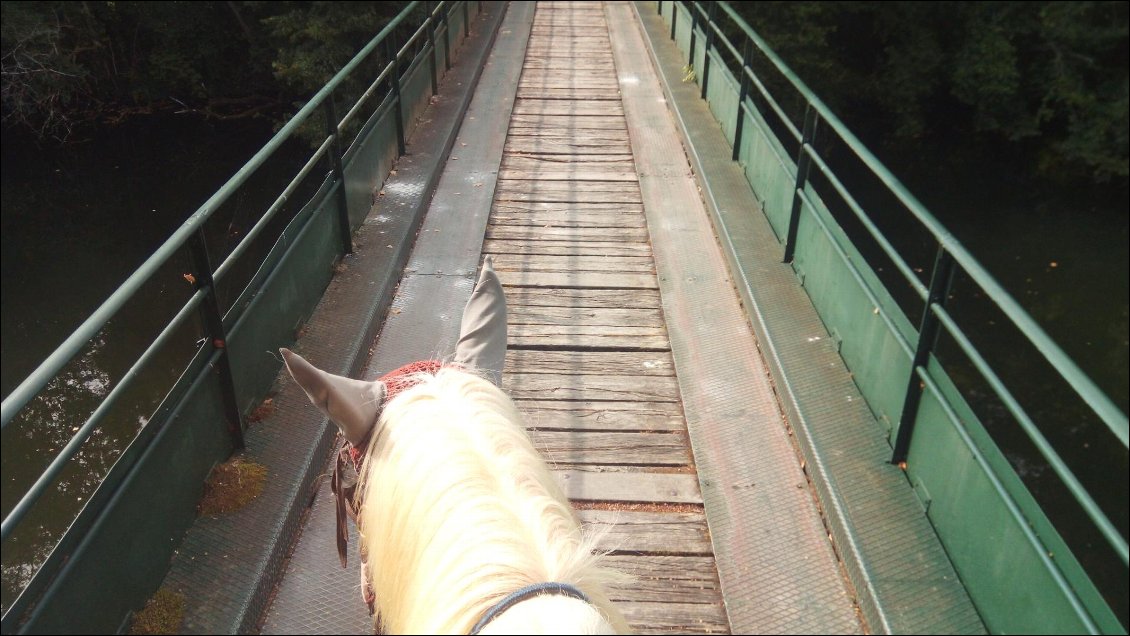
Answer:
[
  {"xmin": 198, "ymin": 457, "xmax": 267, "ymax": 516},
  {"xmin": 129, "ymin": 587, "xmax": 184, "ymax": 635}
]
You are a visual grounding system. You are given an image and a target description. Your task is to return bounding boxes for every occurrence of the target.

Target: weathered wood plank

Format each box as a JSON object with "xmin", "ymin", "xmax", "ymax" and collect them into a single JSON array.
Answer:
[
  {"xmin": 506, "ymin": 136, "xmax": 631, "ymax": 153},
  {"xmin": 530, "ymin": 430, "xmax": 689, "ymax": 465},
  {"xmin": 620, "ymin": 601, "xmax": 730, "ymax": 635},
  {"xmin": 506, "ymin": 350, "xmax": 675, "ymax": 376},
  {"xmin": 493, "ymin": 201, "xmax": 643, "ymax": 215},
  {"xmin": 605, "ymin": 555, "xmax": 721, "ymax": 605},
  {"xmin": 513, "ymin": 100, "xmax": 624, "ymax": 117},
  {"xmin": 487, "ymin": 226, "xmax": 648, "ymax": 243},
  {"xmin": 556, "ymin": 469, "xmax": 702, "ymax": 503},
  {"xmin": 510, "ymin": 113, "xmax": 625, "ymax": 127},
  {"xmin": 503, "ymin": 287, "xmax": 662, "ymax": 309},
  {"xmin": 507, "ymin": 372, "xmax": 679, "ymax": 402},
  {"xmin": 491, "ymin": 214, "xmax": 647, "ymax": 229},
  {"xmin": 502, "ymin": 154, "xmax": 636, "ymax": 167},
  {"xmin": 517, "ymin": 400, "xmax": 684, "ymax": 432},
  {"xmin": 515, "ymin": 88, "xmax": 622, "ymax": 100},
  {"xmin": 493, "ymin": 254, "xmax": 655, "ymax": 274},
  {"xmin": 494, "ymin": 186, "xmax": 642, "ymax": 205},
  {"xmin": 510, "ymin": 324, "xmax": 669, "ymax": 350},
  {"xmin": 499, "ymin": 168, "xmax": 639, "ymax": 182},
  {"xmin": 485, "ymin": 239, "xmax": 653, "ymax": 257},
  {"xmin": 579, "ymin": 509, "xmax": 712, "ymax": 554},
  {"xmin": 499, "ymin": 270, "xmax": 657, "ymax": 289},
  {"xmin": 522, "ymin": 58, "xmax": 616, "ymax": 70},
  {"xmin": 508, "ymin": 304, "xmax": 664, "ymax": 327}
]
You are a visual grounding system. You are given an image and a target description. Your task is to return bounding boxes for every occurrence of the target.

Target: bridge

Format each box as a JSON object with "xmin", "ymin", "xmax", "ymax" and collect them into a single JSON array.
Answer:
[{"xmin": 2, "ymin": 2, "xmax": 1126, "ymax": 634}]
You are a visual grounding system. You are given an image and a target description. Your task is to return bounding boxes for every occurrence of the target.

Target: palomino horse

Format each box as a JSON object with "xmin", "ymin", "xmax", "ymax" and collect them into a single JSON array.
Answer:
[{"xmin": 282, "ymin": 258, "xmax": 630, "ymax": 634}]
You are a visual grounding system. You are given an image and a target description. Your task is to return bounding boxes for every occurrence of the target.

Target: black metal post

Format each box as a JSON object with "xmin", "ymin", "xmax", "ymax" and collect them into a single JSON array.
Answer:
[
  {"xmin": 323, "ymin": 94, "xmax": 353, "ymax": 255},
  {"xmin": 783, "ymin": 104, "xmax": 818, "ymax": 263},
  {"xmin": 892, "ymin": 246, "xmax": 956, "ymax": 463},
  {"xmin": 700, "ymin": 2, "xmax": 718, "ymax": 100},
  {"xmin": 732, "ymin": 38, "xmax": 753, "ymax": 161},
  {"xmin": 188, "ymin": 231, "xmax": 245, "ymax": 449},
  {"xmin": 441, "ymin": 3, "xmax": 452, "ymax": 71},
  {"xmin": 463, "ymin": 1, "xmax": 469, "ymax": 38}
]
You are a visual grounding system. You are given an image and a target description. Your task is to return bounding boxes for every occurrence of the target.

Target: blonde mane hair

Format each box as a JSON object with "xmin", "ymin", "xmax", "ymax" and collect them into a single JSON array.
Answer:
[{"xmin": 355, "ymin": 367, "xmax": 630, "ymax": 634}]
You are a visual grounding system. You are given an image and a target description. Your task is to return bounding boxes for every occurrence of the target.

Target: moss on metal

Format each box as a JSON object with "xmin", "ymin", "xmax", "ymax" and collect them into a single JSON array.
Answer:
[
  {"xmin": 129, "ymin": 587, "xmax": 184, "ymax": 635},
  {"xmin": 198, "ymin": 457, "xmax": 267, "ymax": 516}
]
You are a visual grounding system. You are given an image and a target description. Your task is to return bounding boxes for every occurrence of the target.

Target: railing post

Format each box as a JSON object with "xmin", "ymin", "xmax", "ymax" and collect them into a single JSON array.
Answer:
[
  {"xmin": 700, "ymin": 2, "xmax": 718, "ymax": 100},
  {"xmin": 425, "ymin": 1, "xmax": 438, "ymax": 96},
  {"xmin": 188, "ymin": 231, "xmax": 245, "ymax": 449},
  {"xmin": 732, "ymin": 38, "xmax": 753, "ymax": 161},
  {"xmin": 892, "ymin": 245, "xmax": 956, "ymax": 463},
  {"xmin": 385, "ymin": 38, "xmax": 407, "ymax": 157},
  {"xmin": 441, "ymin": 2, "xmax": 452, "ymax": 71},
  {"xmin": 323, "ymin": 93, "xmax": 353, "ymax": 255},
  {"xmin": 783, "ymin": 104, "xmax": 818, "ymax": 263},
  {"xmin": 670, "ymin": 0, "xmax": 678, "ymax": 40},
  {"xmin": 463, "ymin": 0, "xmax": 470, "ymax": 38},
  {"xmin": 688, "ymin": 1, "xmax": 699, "ymax": 66}
]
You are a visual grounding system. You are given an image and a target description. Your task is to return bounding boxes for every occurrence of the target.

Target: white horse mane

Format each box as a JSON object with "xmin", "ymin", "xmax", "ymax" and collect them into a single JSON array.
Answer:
[{"xmin": 355, "ymin": 367, "xmax": 630, "ymax": 634}]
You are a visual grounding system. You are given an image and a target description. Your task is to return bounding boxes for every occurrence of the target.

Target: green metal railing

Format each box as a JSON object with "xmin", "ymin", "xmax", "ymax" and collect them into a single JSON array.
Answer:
[
  {"xmin": 657, "ymin": 1, "xmax": 1127, "ymax": 633},
  {"xmin": 0, "ymin": 2, "xmax": 477, "ymax": 631}
]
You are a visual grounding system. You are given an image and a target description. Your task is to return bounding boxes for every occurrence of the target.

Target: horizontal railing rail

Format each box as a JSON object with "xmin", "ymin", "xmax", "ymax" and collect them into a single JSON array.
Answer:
[
  {"xmin": 1, "ymin": 2, "xmax": 476, "ymax": 630},
  {"xmin": 657, "ymin": 1, "xmax": 1127, "ymax": 633}
]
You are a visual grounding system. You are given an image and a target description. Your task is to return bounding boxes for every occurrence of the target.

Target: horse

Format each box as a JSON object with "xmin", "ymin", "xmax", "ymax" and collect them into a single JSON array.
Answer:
[{"xmin": 282, "ymin": 258, "xmax": 630, "ymax": 634}]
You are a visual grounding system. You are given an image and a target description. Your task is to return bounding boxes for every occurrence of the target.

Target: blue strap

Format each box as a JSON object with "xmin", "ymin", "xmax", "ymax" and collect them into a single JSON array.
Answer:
[{"xmin": 469, "ymin": 582, "xmax": 591, "ymax": 634}]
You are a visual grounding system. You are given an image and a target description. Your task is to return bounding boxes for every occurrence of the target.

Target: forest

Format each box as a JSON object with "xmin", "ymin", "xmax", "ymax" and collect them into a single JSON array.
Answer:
[{"xmin": 2, "ymin": 1, "xmax": 1127, "ymax": 185}]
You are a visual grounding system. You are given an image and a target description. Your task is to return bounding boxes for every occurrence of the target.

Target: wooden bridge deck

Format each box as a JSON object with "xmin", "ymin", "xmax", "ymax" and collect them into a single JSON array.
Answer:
[
  {"xmin": 257, "ymin": 3, "xmax": 861, "ymax": 634},
  {"xmin": 492, "ymin": 2, "xmax": 726, "ymax": 632}
]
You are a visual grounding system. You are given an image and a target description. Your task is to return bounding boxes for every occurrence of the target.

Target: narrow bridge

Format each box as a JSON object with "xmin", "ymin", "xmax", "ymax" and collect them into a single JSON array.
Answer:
[{"xmin": 2, "ymin": 2, "xmax": 1125, "ymax": 635}]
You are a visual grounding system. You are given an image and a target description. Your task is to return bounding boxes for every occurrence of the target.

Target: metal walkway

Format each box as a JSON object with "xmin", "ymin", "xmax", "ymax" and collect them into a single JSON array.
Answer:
[{"xmin": 179, "ymin": 2, "xmax": 863, "ymax": 634}]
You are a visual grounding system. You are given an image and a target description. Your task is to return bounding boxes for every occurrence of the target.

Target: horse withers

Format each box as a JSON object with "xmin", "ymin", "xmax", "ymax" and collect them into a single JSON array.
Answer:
[{"xmin": 282, "ymin": 258, "xmax": 630, "ymax": 634}]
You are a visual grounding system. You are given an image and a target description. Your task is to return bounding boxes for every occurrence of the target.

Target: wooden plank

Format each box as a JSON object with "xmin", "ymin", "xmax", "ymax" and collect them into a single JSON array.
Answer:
[
  {"xmin": 517, "ymin": 400, "xmax": 684, "ymax": 432},
  {"xmin": 509, "ymin": 114, "xmax": 626, "ymax": 130},
  {"xmin": 491, "ymin": 213, "xmax": 647, "ymax": 229},
  {"xmin": 506, "ymin": 135, "xmax": 631, "ymax": 153},
  {"xmin": 495, "ymin": 188, "xmax": 642, "ymax": 205},
  {"xmin": 619, "ymin": 601, "xmax": 730, "ymax": 635},
  {"xmin": 503, "ymin": 287, "xmax": 662, "ymax": 309},
  {"xmin": 507, "ymin": 372, "xmax": 679, "ymax": 402},
  {"xmin": 487, "ymin": 225, "xmax": 648, "ymax": 242},
  {"xmin": 502, "ymin": 154, "xmax": 636, "ymax": 168},
  {"xmin": 518, "ymin": 78, "xmax": 622, "ymax": 91},
  {"xmin": 499, "ymin": 270, "xmax": 657, "ymax": 289},
  {"xmin": 506, "ymin": 350, "xmax": 675, "ymax": 376},
  {"xmin": 493, "ymin": 201, "xmax": 643, "ymax": 215},
  {"xmin": 510, "ymin": 324, "xmax": 669, "ymax": 350},
  {"xmin": 493, "ymin": 254, "xmax": 654, "ymax": 274},
  {"xmin": 515, "ymin": 88, "xmax": 622, "ymax": 100},
  {"xmin": 522, "ymin": 58, "xmax": 616, "ymax": 70},
  {"xmin": 499, "ymin": 168, "xmax": 639, "ymax": 182},
  {"xmin": 496, "ymin": 179, "xmax": 639, "ymax": 194},
  {"xmin": 485, "ymin": 239, "xmax": 653, "ymax": 257},
  {"xmin": 556, "ymin": 469, "xmax": 702, "ymax": 503},
  {"xmin": 508, "ymin": 304, "xmax": 664, "ymax": 326},
  {"xmin": 579, "ymin": 509, "xmax": 712, "ymax": 554},
  {"xmin": 513, "ymin": 100, "xmax": 624, "ymax": 117},
  {"xmin": 530, "ymin": 430, "xmax": 689, "ymax": 465},
  {"xmin": 605, "ymin": 555, "xmax": 721, "ymax": 605}
]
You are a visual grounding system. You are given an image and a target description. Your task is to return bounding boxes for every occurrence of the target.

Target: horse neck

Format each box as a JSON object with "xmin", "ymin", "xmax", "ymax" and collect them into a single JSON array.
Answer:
[{"xmin": 476, "ymin": 595, "xmax": 618, "ymax": 635}]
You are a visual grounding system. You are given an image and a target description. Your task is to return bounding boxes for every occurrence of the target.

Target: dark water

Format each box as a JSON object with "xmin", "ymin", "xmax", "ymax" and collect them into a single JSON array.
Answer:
[{"xmin": 0, "ymin": 116, "xmax": 310, "ymax": 613}]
